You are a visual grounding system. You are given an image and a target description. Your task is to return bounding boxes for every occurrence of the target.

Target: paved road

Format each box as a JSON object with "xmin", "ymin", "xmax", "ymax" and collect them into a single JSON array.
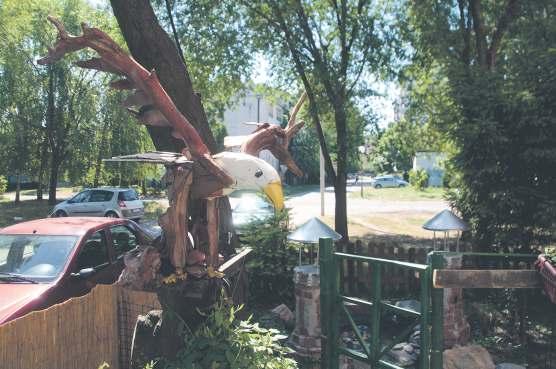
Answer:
[{"xmin": 285, "ymin": 186, "xmax": 448, "ymax": 226}]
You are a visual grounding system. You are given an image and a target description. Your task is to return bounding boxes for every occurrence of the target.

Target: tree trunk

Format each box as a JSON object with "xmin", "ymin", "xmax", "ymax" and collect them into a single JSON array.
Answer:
[
  {"xmin": 37, "ymin": 133, "xmax": 48, "ymax": 200},
  {"xmin": 48, "ymin": 152, "xmax": 60, "ymax": 205},
  {"xmin": 93, "ymin": 119, "xmax": 110, "ymax": 187},
  {"xmin": 333, "ymin": 104, "xmax": 349, "ymax": 241},
  {"xmin": 14, "ymin": 171, "xmax": 21, "ymax": 204},
  {"xmin": 110, "ymin": 0, "xmax": 236, "ymax": 248},
  {"xmin": 109, "ymin": 0, "xmax": 217, "ymax": 152}
]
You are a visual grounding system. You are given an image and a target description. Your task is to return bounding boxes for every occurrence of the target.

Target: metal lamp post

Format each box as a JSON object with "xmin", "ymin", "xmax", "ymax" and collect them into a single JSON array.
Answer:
[{"xmin": 422, "ymin": 209, "xmax": 469, "ymax": 251}]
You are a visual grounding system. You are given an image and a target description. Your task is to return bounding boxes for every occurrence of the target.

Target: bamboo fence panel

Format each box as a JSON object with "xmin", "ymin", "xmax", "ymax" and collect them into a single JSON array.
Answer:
[
  {"xmin": 0, "ymin": 284, "xmax": 161, "ymax": 369},
  {"xmin": 0, "ymin": 284, "xmax": 119, "ymax": 369},
  {"xmin": 117, "ymin": 288, "xmax": 161, "ymax": 369}
]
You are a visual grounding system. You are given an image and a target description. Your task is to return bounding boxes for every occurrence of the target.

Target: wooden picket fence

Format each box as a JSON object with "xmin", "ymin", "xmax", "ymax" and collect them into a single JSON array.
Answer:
[
  {"xmin": 0, "ymin": 284, "xmax": 160, "ymax": 369},
  {"xmin": 337, "ymin": 239, "xmax": 473, "ymax": 298}
]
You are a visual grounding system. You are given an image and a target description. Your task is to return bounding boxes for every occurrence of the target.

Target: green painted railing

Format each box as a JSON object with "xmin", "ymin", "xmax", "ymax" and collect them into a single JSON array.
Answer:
[
  {"xmin": 320, "ymin": 239, "xmax": 542, "ymax": 369},
  {"xmin": 319, "ymin": 237, "xmax": 438, "ymax": 369}
]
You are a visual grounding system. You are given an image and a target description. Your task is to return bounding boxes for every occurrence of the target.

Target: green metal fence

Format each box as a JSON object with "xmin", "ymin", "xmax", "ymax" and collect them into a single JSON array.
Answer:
[
  {"xmin": 319, "ymin": 237, "xmax": 439, "ymax": 369},
  {"xmin": 320, "ymin": 237, "xmax": 549, "ymax": 369}
]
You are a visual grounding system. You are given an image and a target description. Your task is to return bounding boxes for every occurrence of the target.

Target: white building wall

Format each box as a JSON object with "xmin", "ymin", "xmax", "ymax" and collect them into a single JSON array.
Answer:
[
  {"xmin": 413, "ymin": 152, "xmax": 447, "ymax": 187},
  {"xmin": 223, "ymin": 91, "xmax": 284, "ymax": 170}
]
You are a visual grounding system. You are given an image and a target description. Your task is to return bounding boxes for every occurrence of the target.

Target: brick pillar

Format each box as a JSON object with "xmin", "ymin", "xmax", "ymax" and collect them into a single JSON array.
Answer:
[
  {"xmin": 289, "ymin": 265, "xmax": 321, "ymax": 358},
  {"xmin": 443, "ymin": 254, "xmax": 470, "ymax": 348}
]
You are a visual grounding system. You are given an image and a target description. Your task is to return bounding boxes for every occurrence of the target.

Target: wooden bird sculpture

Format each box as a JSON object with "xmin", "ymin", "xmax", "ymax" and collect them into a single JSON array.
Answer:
[{"xmin": 38, "ymin": 17, "xmax": 306, "ymax": 282}]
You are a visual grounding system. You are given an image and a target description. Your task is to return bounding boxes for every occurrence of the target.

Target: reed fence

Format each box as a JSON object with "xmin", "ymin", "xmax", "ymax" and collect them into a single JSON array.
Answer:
[{"xmin": 0, "ymin": 284, "xmax": 160, "ymax": 369}]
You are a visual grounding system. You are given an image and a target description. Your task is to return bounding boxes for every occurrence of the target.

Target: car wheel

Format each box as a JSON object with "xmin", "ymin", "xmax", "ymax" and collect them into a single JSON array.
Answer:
[
  {"xmin": 105, "ymin": 211, "xmax": 119, "ymax": 218},
  {"xmin": 375, "ymin": 184, "xmax": 382, "ymax": 189},
  {"xmin": 399, "ymin": 184, "xmax": 406, "ymax": 188},
  {"xmin": 53, "ymin": 210, "xmax": 67, "ymax": 217}
]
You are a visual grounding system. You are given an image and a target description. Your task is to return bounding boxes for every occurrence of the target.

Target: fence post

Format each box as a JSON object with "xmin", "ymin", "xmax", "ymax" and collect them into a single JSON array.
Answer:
[
  {"xmin": 320, "ymin": 237, "xmax": 339, "ymax": 369},
  {"xmin": 370, "ymin": 264, "xmax": 382, "ymax": 364},
  {"xmin": 430, "ymin": 252, "xmax": 444, "ymax": 369}
]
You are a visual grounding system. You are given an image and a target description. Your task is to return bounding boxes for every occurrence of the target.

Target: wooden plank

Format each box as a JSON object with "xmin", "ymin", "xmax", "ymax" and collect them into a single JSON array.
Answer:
[
  {"xmin": 433, "ymin": 269, "xmax": 542, "ymax": 289},
  {"xmin": 218, "ymin": 247, "xmax": 253, "ymax": 275}
]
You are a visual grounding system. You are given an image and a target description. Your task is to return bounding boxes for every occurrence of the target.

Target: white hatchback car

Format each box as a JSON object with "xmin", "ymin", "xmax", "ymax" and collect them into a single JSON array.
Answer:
[
  {"xmin": 50, "ymin": 188, "xmax": 144, "ymax": 220},
  {"xmin": 371, "ymin": 175, "xmax": 409, "ymax": 188}
]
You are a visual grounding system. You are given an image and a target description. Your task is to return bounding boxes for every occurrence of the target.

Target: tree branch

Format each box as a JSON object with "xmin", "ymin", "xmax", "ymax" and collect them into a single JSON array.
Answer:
[
  {"xmin": 37, "ymin": 16, "xmax": 233, "ymax": 186},
  {"xmin": 487, "ymin": 0, "xmax": 519, "ymax": 69}
]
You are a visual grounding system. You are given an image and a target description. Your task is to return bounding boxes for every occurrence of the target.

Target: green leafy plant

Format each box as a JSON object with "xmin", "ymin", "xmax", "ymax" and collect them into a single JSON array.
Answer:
[
  {"xmin": 409, "ymin": 169, "xmax": 429, "ymax": 191},
  {"xmin": 240, "ymin": 210, "xmax": 298, "ymax": 307},
  {"xmin": 164, "ymin": 298, "xmax": 298, "ymax": 369},
  {"xmin": 0, "ymin": 176, "xmax": 7, "ymax": 197},
  {"xmin": 544, "ymin": 247, "xmax": 556, "ymax": 266}
]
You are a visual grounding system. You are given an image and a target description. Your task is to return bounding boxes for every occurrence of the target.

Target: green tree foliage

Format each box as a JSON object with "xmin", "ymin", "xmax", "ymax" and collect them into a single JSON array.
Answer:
[
  {"xmin": 0, "ymin": 176, "xmax": 7, "ymax": 195},
  {"xmin": 153, "ymin": 0, "xmax": 255, "ymax": 149},
  {"xmin": 408, "ymin": 0, "xmax": 556, "ymax": 250},
  {"xmin": 0, "ymin": 0, "xmax": 158, "ymax": 200},
  {"xmin": 240, "ymin": 210, "xmax": 298, "ymax": 307},
  {"xmin": 409, "ymin": 169, "xmax": 429, "ymax": 191},
  {"xmin": 242, "ymin": 0, "xmax": 400, "ymax": 239}
]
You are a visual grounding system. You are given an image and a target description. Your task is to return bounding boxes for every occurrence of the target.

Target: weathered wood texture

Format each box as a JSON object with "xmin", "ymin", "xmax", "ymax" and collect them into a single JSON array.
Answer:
[
  {"xmin": 433, "ymin": 269, "xmax": 542, "ymax": 289},
  {"xmin": 0, "ymin": 284, "xmax": 161, "ymax": 369},
  {"xmin": 337, "ymin": 240, "xmax": 474, "ymax": 297}
]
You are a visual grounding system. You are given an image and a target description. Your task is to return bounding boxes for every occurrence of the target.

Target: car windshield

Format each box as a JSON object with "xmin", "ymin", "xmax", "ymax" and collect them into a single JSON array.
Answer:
[
  {"xmin": 233, "ymin": 194, "xmax": 273, "ymax": 213},
  {"xmin": 118, "ymin": 190, "xmax": 138, "ymax": 201},
  {"xmin": 0, "ymin": 235, "xmax": 78, "ymax": 282}
]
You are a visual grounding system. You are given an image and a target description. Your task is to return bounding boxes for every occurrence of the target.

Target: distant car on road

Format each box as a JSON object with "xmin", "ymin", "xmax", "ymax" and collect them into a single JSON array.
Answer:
[
  {"xmin": 50, "ymin": 188, "xmax": 144, "ymax": 221},
  {"xmin": 231, "ymin": 192, "xmax": 274, "ymax": 235},
  {"xmin": 371, "ymin": 175, "xmax": 409, "ymax": 189},
  {"xmin": 0, "ymin": 217, "xmax": 152, "ymax": 324}
]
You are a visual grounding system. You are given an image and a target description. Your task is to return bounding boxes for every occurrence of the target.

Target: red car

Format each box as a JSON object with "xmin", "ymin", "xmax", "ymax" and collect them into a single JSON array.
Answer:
[{"xmin": 0, "ymin": 217, "xmax": 153, "ymax": 324}]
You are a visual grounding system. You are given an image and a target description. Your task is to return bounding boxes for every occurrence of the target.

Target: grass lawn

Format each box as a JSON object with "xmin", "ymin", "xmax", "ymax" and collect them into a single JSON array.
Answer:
[
  {"xmin": 0, "ymin": 199, "xmax": 54, "ymax": 228},
  {"xmin": 350, "ymin": 185, "xmax": 446, "ymax": 201}
]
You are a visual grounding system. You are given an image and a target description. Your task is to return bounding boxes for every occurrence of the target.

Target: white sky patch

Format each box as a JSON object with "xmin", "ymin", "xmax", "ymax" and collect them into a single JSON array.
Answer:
[
  {"xmin": 252, "ymin": 53, "xmax": 271, "ymax": 84},
  {"xmin": 367, "ymin": 81, "xmax": 400, "ymax": 129}
]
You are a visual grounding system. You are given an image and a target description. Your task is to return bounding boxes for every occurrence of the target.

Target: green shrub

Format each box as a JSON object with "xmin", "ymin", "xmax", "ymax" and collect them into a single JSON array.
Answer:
[
  {"xmin": 545, "ymin": 247, "xmax": 556, "ymax": 266},
  {"xmin": 409, "ymin": 169, "xmax": 429, "ymax": 190},
  {"xmin": 165, "ymin": 298, "xmax": 298, "ymax": 369},
  {"xmin": 240, "ymin": 210, "xmax": 298, "ymax": 307},
  {"xmin": 0, "ymin": 176, "xmax": 7, "ymax": 196}
]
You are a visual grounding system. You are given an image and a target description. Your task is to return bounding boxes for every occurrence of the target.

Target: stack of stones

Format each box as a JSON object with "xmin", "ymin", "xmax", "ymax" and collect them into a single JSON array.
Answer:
[{"xmin": 339, "ymin": 324, "xmax": 422, "ymax": 368}]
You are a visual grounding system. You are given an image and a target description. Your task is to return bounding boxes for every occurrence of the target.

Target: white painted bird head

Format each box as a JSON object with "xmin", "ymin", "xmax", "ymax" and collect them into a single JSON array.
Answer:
[{"xmin": 213, "ymin": 151, "xmax": 284, "ymax": 210}]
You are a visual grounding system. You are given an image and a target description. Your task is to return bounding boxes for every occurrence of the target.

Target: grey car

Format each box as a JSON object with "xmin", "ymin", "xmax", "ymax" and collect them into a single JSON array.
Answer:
[
  {"xmin": 371, "ymin": 175, "xmax": 409, "ymax": 188},
  {"xmin": 50, "ymin": 188, "xmax": 144, "ymax": 220}
]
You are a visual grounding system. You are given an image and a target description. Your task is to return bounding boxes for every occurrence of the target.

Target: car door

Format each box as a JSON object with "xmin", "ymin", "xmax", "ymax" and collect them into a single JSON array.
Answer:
[
  {"xmin": 108, "ymin": 224, "xmax": 140, "ymax": 265},
  {"xmin": 87, "ymin": 190, "xmax": 115, "ymax": 216},
  {"xmin": 65, "ymin": 190, "xmax": 91, "ymax": 216},
  {"xmin": 62, "ymin": 230, "xmax": 117, "ymax": 298},
  {"xmin": 385, "ymin": 177, "xmax": 395, "ymax": 188}
]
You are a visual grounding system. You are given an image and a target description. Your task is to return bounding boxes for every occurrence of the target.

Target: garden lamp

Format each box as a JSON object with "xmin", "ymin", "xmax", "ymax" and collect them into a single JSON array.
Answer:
[
  {"xmin": 288, "ymin": 217, "xmax": 342, "ymax": 265},
  {"xmin": 422, "ymin": 209, "xmax": 469, "ymax": 251}
]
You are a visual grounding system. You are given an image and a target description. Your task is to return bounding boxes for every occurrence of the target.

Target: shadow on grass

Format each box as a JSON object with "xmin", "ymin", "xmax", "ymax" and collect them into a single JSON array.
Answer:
[{"xmin": 0, "ymin": 199, "xmax": 55, "ymax": 228}]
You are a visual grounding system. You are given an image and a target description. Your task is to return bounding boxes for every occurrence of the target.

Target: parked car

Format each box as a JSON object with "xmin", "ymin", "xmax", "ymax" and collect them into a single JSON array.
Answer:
[
  {"xmin": 231, "ymin": 192, "xmax": 274, "ymax": 235},
  {"xmin": 371, "ymin": 175, "xmax": 409, "ymax": 188},
  {"xmin": 0, "ymin": 217, "xmax": 152, "ymax": 324},
  {"xmin": 50, "ymin": 188, "xmax": 144, "ymax": 221}
]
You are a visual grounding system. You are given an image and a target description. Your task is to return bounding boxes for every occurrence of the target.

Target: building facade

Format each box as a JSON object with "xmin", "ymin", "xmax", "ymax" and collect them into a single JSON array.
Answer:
[
  {"xmin": 222, "ymin": 91, "xmax": 284, "ymax": 170},
  {"xmin": 413, "ymin": 151, "xmax": 447, "ymax": 187}
]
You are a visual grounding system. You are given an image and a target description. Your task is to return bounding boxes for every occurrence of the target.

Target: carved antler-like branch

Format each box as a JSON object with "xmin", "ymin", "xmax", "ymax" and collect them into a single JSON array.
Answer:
[
  {"xmin": 240, "ymin": 91, "xmax": 307, "ymax": 177},
  {"xmin": 38, "ymin": 16, "xmax": 233, "ymax": 186}
]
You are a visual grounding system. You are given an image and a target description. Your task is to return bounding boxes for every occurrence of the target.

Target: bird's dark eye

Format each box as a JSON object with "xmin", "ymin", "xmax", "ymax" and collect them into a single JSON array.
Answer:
[{"xmin": 255, "ymin": 169, "xmax": 263, "ymax": 178}]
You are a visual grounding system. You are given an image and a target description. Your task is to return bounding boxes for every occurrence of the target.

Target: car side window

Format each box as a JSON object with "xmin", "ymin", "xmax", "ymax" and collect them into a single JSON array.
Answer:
[
  {"xmin": 75, "ymin": 231, "xmax": 109, "ymax": 270},
  {"xmin": 109, "ymin": 225, "xmax": 138, "ymax": 256},
  {"xmin": 89, "ymin": 190, "xmax": 114, "ymax": 203},
  {"xmin": 71, "ymin": 190, "xmax": 90, "ymax": 203}
]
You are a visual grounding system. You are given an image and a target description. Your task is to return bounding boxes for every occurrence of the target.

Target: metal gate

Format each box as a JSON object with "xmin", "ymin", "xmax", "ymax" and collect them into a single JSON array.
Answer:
[
  {"xmin": 319, "ymin": 236, "xmax": 554, "ymax": 369},
  {"xmin": 319, "ymin": 237, "xmax": 441, "ymax": 369}
]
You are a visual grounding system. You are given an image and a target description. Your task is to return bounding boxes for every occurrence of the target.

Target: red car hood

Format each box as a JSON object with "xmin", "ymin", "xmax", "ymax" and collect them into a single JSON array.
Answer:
[{"xmin": 0, "ymin": 283, "xmax": 52, "ymax": 324}]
